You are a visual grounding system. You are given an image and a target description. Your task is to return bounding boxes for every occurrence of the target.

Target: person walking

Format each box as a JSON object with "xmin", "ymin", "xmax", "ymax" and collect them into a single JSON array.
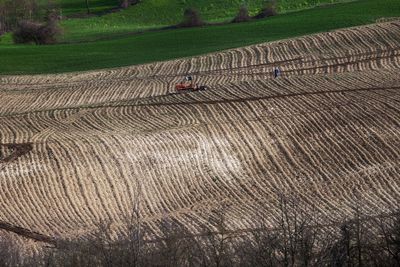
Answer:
[{"xmin": 274, "ymin": 67, "xmax": 281, "ymax": 78}]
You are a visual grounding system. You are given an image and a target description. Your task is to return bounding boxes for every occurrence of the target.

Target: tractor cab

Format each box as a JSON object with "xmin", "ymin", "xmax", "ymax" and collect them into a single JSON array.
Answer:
[
  {"xmin": 175, "ymin": 76, "xmax": 195, "ymax": 91},
  {"xmin": 175, "ymin": 76, "xmax": 208, "ymax": 92}
]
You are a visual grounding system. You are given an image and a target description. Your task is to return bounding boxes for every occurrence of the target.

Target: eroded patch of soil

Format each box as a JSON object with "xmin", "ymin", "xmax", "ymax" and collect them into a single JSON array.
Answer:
[{"xmin": 0, "ymin": 143, "xmax": 33, "ymax": 163}]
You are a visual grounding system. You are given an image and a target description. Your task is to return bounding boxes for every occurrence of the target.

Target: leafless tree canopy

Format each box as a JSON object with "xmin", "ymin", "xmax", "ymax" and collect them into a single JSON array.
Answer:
[
  {"xmin": 254, "ymin": 0, "xmax": 278, "ymax": 19},
  {"xmin": 12, "ymin": 19, "xmax": 61, "ymax": 45},
  {"xmin": 1, "ymin": 195, "xmax": 400, "ymax": 267},
  {"xmin": 232, "ymin": 5, "xmax": 251, "ymax": 23},
  {"xmin": 0, "ymin": 0, "xmax": 40, "ymax": 33},
  {"xmin": 0, "ymin": 0, "xmax": 61, "ymax": 44},
  {"xmin": 179, "ymin": 8, "xmax": 204, "ymax": 28}
]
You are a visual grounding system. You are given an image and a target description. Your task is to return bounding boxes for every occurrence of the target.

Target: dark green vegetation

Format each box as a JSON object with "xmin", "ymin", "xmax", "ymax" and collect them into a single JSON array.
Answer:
[
  {"xmin": 56, "ymin": 0, "xmax": 345, "ymax": 18},
  {"xmin": 57, "ymin": 0, "xmax": 119, "ymax": 15},
  {"xmin": 1, "ymin": 0, "xmax": 339, "ymax": 43},
  {"xmin": 60, "ymin": 0, "xmax": 341, "ymax": 42},
  {"xmin": 0, "ymin": 0, "xmax": 399, "ymax": 75},
  {"xmin": 62, "ymin": 0, "xmax": 338, "ymax": 41}
]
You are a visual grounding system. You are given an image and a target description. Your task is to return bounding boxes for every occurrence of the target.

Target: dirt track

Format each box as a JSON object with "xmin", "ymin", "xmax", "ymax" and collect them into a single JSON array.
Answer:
[{"xmin": 0, "ymin": 20, "xmax": 399, "ymax": 245}]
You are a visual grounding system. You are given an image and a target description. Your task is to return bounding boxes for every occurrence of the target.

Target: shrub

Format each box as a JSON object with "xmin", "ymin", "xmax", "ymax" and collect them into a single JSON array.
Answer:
[
  {"xmin": 37, "ymin": 21, "xmax": 61, "ymax": 44},
  {"xmin": 120, "ymin": 0, "xmax": 140, "ymax": 9},
  {"xmin": 12, "ymin": 21, "xmax": 42, "ymax": 44},
  {"xmin": 232, "ymin": 5, "xmax": 251, "ymax": 23},
  {"xmin": 254, "ymin": 0, "xmax": 278, "ymax": 19},
  {"xmin": 12, "ymin": 19, "xmax": 61, "ymax": 45},
  {"xmin": 120, "ymin": 0, "xmax": 129, "ymax": 9},
  {"xmin": 179, "ymin": 8, "xmax": 204, "ymax": 28}
]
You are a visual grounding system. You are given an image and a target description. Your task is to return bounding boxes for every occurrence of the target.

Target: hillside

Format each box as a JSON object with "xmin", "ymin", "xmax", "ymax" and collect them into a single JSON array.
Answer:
[
  {"xmin": 57, "ymin": 0, "xmax": 118, "ymax": 15},
  {"xmin": 1, "ymin": 20, "xmax": 399, "ymax": 247},
  {"xmin": 1, "ymin": 0, "xmax": 349, "ymax": 43},
  {"xmin": 59, "ymin": 0, "xmax": 347, "ymax": 42},
  {"xmin": 0, "ymin": 0, "xmax": 399, "ymax": 74},
  {"xmin": 57, "ymin": 0, "xmax": 347, "ymax": 17}
]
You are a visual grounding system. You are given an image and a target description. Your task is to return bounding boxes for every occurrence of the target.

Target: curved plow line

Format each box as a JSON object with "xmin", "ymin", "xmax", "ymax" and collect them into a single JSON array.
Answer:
[{"xmin": 0, "ymin": 85, "xmax": 398, "ymax": 119}]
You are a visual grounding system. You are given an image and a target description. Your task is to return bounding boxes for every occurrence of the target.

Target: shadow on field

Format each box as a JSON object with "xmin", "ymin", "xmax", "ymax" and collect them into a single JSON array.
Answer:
[{"xmin": 0, "ymin": 143, "xmax": 33, "ymax": 163}]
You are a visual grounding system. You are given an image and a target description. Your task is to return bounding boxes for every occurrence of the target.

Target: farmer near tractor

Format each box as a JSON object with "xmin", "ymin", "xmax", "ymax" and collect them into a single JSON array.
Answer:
[
  {"xmin": 175, "ymin": 75, "xmax": 208, "ymax": 92},
  {"xmin": 175, "ymin": 66, "xmax": 281, "ymax": 93}
]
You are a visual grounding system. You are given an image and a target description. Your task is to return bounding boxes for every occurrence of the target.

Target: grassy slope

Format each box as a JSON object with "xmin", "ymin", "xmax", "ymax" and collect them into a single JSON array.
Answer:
[
  {"xmin": 1, "ymin": 0, "xmax": 341, "ymax": 43},
  {"xmin": 60, "ymin": 0, "xmax": 265, "ymax": 42},
  {"xmin": 60, "ymin": 0, "xmax": 346, "ymax": 42},
  {"xmin": 57, "ymin": 0, "xmax": 119, "ymax": 15},
  {"xmin": 0, "ymin": 0, "xmax": 399, "ymax": 75}
]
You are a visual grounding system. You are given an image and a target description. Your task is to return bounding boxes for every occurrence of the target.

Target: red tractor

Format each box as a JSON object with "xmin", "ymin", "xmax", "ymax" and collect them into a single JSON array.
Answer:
[{"xmin": 175, "ymin": 76, "xmax": 208, "ymax": 92}]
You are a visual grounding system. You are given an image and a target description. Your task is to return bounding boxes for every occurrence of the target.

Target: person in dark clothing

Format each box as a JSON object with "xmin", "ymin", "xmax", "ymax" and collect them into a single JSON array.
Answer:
[{"xmin": 274, "ymin": 67, "xmax": 281, "ymax": 78}]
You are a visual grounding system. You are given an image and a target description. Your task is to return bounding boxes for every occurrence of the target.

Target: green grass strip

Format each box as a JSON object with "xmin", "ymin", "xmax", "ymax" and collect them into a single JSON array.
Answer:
[{"xmin": 0, "ymin": 0, "xmax": 399, "ymax": 75}]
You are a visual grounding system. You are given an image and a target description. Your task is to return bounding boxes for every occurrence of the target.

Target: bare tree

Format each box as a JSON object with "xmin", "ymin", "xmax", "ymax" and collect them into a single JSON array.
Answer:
[
  {"xmin": 254, "ymin": 0, "xmax": 278, "ymax": 19},
  {"xmin": 1, "ymin": 194, "xmax": 400, "ymax": 266},
  {"xmin": 85, "ymin": 0, "xmax": 90, "ymax": 14},
  {"xmin": 119, "ymin": 0, "xmax": 129, "ymax": 9},
  {"xmin": 235, "ymin": 221, "xmax": 281, "ymax": 266},
  {"xmin": 274, "ymin": 193, "xmax": 320, "ymax": 266},
  {"xmin": 375, "ymin": 211, "xmax": 400, "ymax": 266},
  {"xmin": 179, "ymin": 8, "xmax": 204, "ymax": 28},
  {"xmin": 232, "ymin": 5, "xmax": 251, "ymax": 23},
  {"xmin": 119, "ymin": 179, "xmax": 144, "ymax": 267},
  {"xmin": 202, "ymin": 204, "xmax": 234, "ymax": 267},
  {"xmin": 0, "ymin": 0, "xmax": 40, "ymax": 33},
  {"xmin": 120, "ymin": 0, "xmax": 140, "ymax": 8},
  {"xmin": 326, "ymin": 202, "xmax": 377, "ymax": 267}
]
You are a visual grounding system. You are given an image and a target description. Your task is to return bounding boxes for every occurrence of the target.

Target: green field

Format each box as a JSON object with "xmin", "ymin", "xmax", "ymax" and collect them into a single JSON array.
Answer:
[
  {"xmin": 0, "ymin": 0, "xmax": 399, "ymax": 75},
  {"xmin": 60, "ymin": 0, "xmax": 348, "ymax": 42},
  {"xmin": 1, "ymin": 0, "xmax": 348, "ymax": 43},
  {"xmin": 57, "ymin": 0, "xmax": 348, "ymax": 17},
  {"xmin": 57, "ymin": 0, "xmax": 119, "ymax": 15}
]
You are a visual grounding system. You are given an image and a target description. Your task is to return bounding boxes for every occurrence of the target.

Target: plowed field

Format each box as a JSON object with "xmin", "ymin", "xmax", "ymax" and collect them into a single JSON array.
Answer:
[{"xmin": 1, "ymin": 20, "xmax": 399, "ymax": 245}]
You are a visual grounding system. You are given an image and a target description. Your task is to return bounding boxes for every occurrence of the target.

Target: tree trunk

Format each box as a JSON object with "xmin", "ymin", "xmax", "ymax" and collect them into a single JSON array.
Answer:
[{"xmin": 85, "ymin": 0, "xmax": 90, "ymax": 14}]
